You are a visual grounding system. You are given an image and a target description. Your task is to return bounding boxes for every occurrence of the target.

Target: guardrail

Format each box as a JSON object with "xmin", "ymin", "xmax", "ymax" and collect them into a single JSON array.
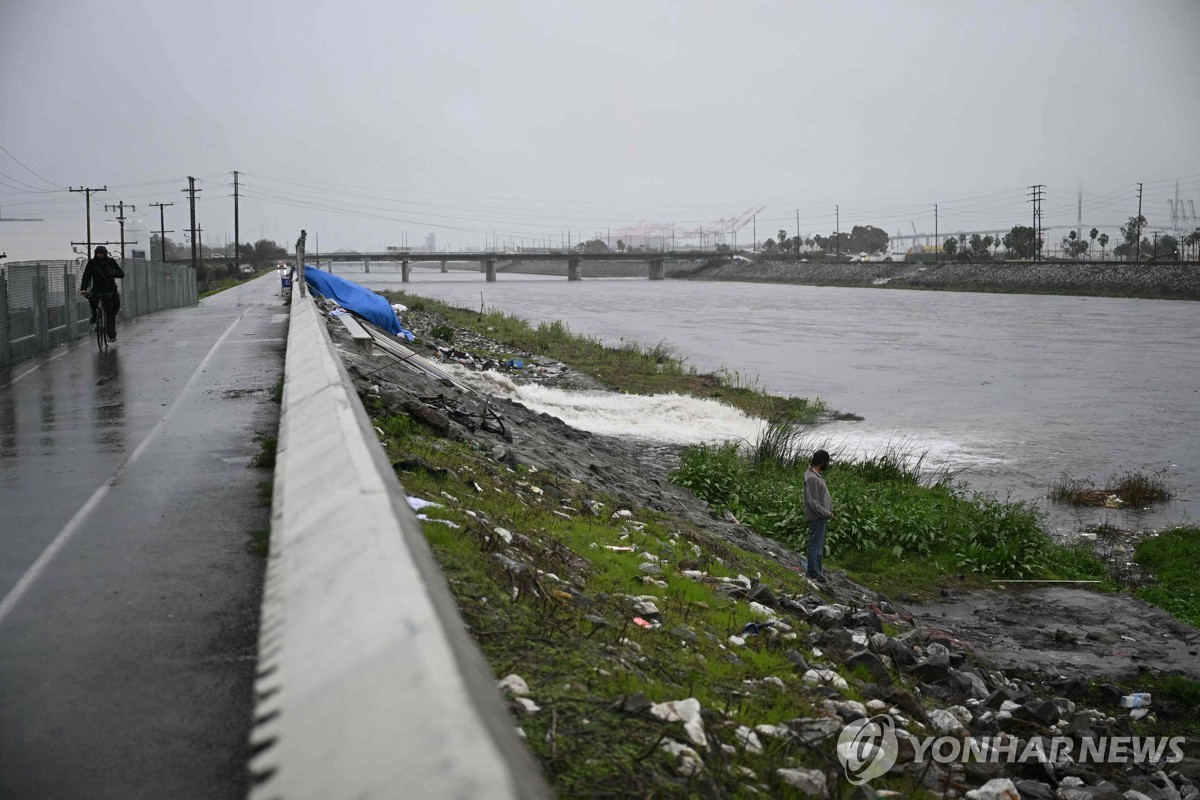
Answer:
[
  {"xmin": 250, "ymin": 284, "xmax": 548, "ymax": 800},
  {"xmin": 0, "ymin": 259, "xmax": 197, "ymax": 371}
]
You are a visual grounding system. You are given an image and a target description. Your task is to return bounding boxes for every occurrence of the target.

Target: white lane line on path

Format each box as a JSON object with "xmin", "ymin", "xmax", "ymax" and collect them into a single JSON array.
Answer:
[
  {"xmin": 8, "ymin": 346, "xmax": 74, "ymax": 385},
  {"xmin": 0, "ymin": 310, "xmax": 248, "ymax": 626}
]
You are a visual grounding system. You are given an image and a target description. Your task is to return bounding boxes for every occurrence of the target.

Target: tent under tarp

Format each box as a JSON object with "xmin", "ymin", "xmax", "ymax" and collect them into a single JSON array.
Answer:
[{"xmin": 303, "ymin": 266, "xmax": 403, "ymax": 335}]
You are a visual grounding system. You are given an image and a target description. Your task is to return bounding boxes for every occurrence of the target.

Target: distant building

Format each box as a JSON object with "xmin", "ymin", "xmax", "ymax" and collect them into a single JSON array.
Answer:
[{"xmin": 424, "ymin": 233, "xmax": 436, "ymax": 252}]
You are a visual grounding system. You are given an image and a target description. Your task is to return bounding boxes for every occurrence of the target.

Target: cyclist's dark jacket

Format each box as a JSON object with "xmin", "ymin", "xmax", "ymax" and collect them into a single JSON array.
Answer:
[{"xmin": 80, "ymin": 255, "xmax": 125, "ymax": 294}]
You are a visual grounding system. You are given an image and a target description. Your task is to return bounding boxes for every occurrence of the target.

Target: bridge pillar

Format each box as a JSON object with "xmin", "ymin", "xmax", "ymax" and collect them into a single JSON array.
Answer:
[
  {"xmin": 567, "ymin": 255, "xmax": 581, "ymax": 281},
  {"xmin": 649, "ymin": 258, "xmax": 665, "ymax": 280},
  {"xmin": 479, "ymin": 259, "xmax": 486, "ymax": 273},
  {"xmin": 440, "ymin": 258, "xmax": 448, "ymax": 274},
  {"xmin": 401, "ymin": 258, "xmax": 410, "ymax": 283},
  {"xmin": 486, "ymin": 258, "xmax": 497, "ymax": 282},
  {"xmin": 364, "ymin": 259, "xmax": 370, "ymax": 274}
]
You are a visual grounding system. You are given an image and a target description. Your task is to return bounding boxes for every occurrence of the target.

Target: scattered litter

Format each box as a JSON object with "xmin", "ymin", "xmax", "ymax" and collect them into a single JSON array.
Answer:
[
  {"xmin": 416, "ymin": 515, "xmax": 460, "ymax": 528},
  {"xmin": 406, "ymin": 496, "xmax": 441, "ymax": 511},
  {"xmin": 633, "ymin": 617, "xmax": 660, "ymax": 629}
]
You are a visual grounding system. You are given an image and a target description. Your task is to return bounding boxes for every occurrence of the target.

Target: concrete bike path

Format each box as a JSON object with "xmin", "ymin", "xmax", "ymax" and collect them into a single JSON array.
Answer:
[{"xmin": 0, "ymin": 276, "xmax": 285, "ymax": 799}]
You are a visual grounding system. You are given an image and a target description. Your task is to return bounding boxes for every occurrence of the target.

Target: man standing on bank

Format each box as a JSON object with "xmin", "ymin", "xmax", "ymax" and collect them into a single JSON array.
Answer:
[
  {"xmin": 803, "ymin": 449, "xmax": 834, "ymax": 583},
  {"xmin": 79, "ymin": 245, "xmax": 125, "ymax": 341}
]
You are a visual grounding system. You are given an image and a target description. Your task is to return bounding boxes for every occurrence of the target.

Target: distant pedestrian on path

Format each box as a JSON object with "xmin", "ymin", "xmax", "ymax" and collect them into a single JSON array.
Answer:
[
  {"xmin": 79, "ymin": 245, "xmax": 124, "ymax": 340},
  {"xmin": 803, "ymin": 449, "xmax": 834, "ymax": 583}
]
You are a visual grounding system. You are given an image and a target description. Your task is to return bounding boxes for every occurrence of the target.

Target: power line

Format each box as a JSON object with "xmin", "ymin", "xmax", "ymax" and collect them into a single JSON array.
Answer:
[{"xmin": 0, "ymin": 142, "xmax": 66, "ymax": 190}]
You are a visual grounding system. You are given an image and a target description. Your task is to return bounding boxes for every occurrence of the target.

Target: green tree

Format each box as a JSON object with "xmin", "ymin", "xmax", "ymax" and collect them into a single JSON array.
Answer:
[
  {"xmin": 847, "ymin": 225, "xmax": 890, "ymax": 254},
  {"xmin": 943, "ymin": 237, "xmax": 958, "ymax": 257},
  {"xmin": 1063, "ymin": 230, "xmax": 1088, "ymax": 260},
  {"xmin": 616, "ymin": 239, "xmax": 626, "ymax": 253},
  {"xmin": 1089, "ymin": 227, "xmax": 1099, "ymax": 257},
  {"xmin": 1098, "ymin": 232, "xmax": 1109, "ymax": 259},
  {"xmin": 1158, "ymin": 234, "xmax": 1179, "ymax": 261},
  {"xmin": 763, "ymin": 237, "xmax": 777, "ymax": 251},
  {"xmin": 1119, "ymin": 215, "xmax": 1147, "ymax": 260},
  {"xmin": 1002, "ymin": 225, "xmax": 1040, "ymax": 259}
]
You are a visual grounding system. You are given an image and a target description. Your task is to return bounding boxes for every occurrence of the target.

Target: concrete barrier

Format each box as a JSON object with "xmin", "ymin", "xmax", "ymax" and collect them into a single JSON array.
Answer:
[{"xmin": 250, "ymin": 287, "xmax": 548, "ymax": 799}]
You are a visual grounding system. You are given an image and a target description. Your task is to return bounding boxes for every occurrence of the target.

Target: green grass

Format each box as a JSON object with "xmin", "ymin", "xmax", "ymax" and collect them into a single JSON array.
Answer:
[
  {"xmin": 1049, "ymin": 469, "xmax": 1174, "ymax": 508},
  {"xmin": 669, "ymin": 423, "xmax": 1111, "ymax": 600},
  {"xmin": 366, "ymin": 408, "xmax": 944, "ymax": 797},
  {"xmin": 251, "ymin": 432, "xmax": 277, "ymax": 469},
  {"xmin": 1134, "ymin": 527, "xmax": 1200, "ymax": 627},
  {"xmin": 387, "ymin": 291, "xmax": 826, "ymax": 423}
]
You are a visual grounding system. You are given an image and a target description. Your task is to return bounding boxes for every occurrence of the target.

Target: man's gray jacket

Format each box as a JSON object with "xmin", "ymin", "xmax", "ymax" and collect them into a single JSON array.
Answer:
[{"xmin": 803, "ymin": 467, "xmax": 833, "ymax": 521}]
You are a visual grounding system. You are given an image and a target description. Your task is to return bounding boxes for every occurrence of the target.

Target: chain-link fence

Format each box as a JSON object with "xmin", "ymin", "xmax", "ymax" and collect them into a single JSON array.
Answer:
[{"xmin": 0, "ymin": 259, "xmax": 197, "ymax": 371}]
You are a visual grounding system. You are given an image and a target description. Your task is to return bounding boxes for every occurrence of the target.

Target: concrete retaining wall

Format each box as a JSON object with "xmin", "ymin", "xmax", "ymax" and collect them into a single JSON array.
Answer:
[{"xmin": 249, "ymin": 287, "xmax": 548, "ymax": 799}]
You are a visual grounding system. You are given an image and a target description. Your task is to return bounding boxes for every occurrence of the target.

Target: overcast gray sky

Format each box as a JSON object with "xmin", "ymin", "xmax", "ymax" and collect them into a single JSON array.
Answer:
[{"xmin": 2, "ymin": 0, "xmax": 1198, "ymax": 261}]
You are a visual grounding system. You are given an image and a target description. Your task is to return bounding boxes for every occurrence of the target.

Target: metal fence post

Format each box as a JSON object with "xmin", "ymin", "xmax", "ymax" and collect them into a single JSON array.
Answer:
[
  {"xmin": 0, "ymin": 272, "xmax": 11, "ymax": 370},
  {"xmin": 63, "ymin": 265, "xmax": 76, "ymax": 341},
  {"xmin": 33, "ymin": 267, "xmax": 49, "ymax": 353}
]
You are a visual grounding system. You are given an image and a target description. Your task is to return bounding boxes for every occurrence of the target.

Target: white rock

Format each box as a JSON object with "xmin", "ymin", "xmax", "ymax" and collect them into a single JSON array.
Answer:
[
  {"xmin": 947, "ymin": 705, "xmax": 973, "ymax": 725},
  {"xmin": 802, "ymin": 669, "xmax": 849, "ymax": 690},
  {"xmin": 763, "ymin": 676, "xmax": 786, "ymax": 690},
  {"xmin": 964, "ymin": 777, "xmax": 1020, "ymax": 800},
  {"xmin": 776, "ymin": 767, "xmax": 829, "ymax": 798},
  {"xmin": 735, "ymin": 726, "xmax": 763, "ymax": 754},
  {"xmin": 497, "ymin": 674, "xmax": 529, "ymax": 696},
  {"xmin": 999, "ymin": 700, "xmax": 1022, "ymax": 712},
  {"xmin": 650, "ymin": 698, "xmax": 707, "ymax": 750},
  {"xmin": 748, "ymin": 601, "xmax": 775, "ymax": 619},
  {"xmin": 927, "ymin": 708, "xmax": 968, "ymax": 736},
  {"xmin": 514, "ymin": 697, "xmax": 540, "ymax": 715},
  {"xmin": 728, "ymin": 635, "xmax": 746, "ymax": 647},
  {"xmin": 660, "ymin": 739, "xmax": 704, "ymax": 777},
  {"xmin": 493, "ymin": 527, "xmax": 513, "ymax": 544},
  {"xmin": 754, "ymin": 723, "xmax": 792, "ymax": 739}
]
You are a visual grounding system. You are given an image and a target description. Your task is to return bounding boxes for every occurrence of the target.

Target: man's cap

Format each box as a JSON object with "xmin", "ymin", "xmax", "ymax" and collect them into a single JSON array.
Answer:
[{"xmin": 94, "ymin": 246, "xmax": 108, "ymax": 254}]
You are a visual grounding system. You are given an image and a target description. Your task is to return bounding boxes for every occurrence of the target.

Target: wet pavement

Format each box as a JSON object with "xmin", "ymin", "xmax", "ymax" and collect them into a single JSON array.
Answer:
[{"xmin": 0, "ymin": 276, "xmax": 286, "ymax": 799}]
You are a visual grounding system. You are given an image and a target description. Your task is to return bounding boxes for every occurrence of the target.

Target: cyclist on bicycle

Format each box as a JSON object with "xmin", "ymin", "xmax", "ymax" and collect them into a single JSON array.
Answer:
[{"xmin": 79, "ymin": 245, "xmax": 125, "ymax": 341}]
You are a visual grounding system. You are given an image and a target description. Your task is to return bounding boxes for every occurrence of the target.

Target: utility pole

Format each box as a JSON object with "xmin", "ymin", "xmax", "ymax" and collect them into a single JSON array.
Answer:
[
  {"xmin": 835, "ymin": 205, "xmax": 840, "ymax": 261},
  {"xmin": 182, "ymin": 177, "xmax": 201, "ymax": 272},
  {"xmin": 1135, "ymin": 182, "xmax": 1144, "ymax": 262},
  {"xmin": 934, "ymin": 204, "xmax": 939, "ymax": 260},
  {"xmin": 70, "ymin": 185, "xmax": 107, "ymax": 255},
  {"xmin": 233, "ymin": 170, "xmax": 240, "ymax": 268},
  {"xmin": 149, "ymin": 202, "xmax": 174, "ymax": 262},
  {"xmin": 795, "ymin": 209, "xmax": 800, "ymax": 255},
  {"xmin": 1028, "ymin": 185, "xmax": 1045, "ymax": 262},
  {"xmin": 104, "ymin": 201, "xmax": 136, "ymax": 261}
]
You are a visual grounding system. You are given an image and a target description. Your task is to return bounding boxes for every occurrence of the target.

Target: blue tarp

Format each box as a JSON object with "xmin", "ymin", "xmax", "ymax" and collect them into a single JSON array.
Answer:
[{"xmin": 303, "ymin": 266, "xmax": 403, "ymax": 335}]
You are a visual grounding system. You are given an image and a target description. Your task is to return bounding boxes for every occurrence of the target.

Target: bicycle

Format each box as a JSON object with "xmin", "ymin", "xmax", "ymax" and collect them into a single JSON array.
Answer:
[{"xmin": 82, "ymin": 291, "xmax": 113, "ymax": 351}]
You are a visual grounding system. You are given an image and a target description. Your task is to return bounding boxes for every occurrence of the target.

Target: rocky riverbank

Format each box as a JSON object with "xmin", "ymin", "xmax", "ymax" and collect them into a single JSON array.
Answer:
[
  {"xmin": 324, "ymin": 303, "xmax": 1200, "ymax": 798},
  {"xmin": 675, "ymin": 259, "xmax": 1200, "ymax": 301}
]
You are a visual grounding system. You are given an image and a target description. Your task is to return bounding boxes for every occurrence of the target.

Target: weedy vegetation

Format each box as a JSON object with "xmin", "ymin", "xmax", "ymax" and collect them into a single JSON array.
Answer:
[
  {"xmin": 672, "ymin": 423, "xmax": 1112, "ymax": 600},
  {"xmin": 1049, "ymin": 469, "xmax": 1174, "ymax": 508}
]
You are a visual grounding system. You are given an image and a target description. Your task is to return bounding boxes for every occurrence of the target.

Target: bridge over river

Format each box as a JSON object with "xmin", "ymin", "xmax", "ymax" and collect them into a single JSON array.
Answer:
[{"xmin": 313, "ymin": 249, "xmax": 721, "ymax": 282}]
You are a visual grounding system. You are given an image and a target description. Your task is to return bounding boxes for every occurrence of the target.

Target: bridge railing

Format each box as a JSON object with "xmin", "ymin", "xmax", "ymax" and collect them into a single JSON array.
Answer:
[{"xmin": 0, "ymin": 259, "xmax": 197, "ymax": 372}]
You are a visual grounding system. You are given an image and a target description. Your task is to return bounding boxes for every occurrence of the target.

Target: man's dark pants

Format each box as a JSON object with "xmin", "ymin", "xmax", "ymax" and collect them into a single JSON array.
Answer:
[
  {"xmin": 806, "ymin": 518, "xmax": 827, "ymax": 578},
  {"xmin": 89, "ymin": 293, "xmax": 120, "ymax": 337}
]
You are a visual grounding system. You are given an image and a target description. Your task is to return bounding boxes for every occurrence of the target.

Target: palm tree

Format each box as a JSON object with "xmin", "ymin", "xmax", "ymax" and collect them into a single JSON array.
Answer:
[
  {"xmin": 1098, "ymin": 233, "xmax": 1109, "ymax": 260},
  {"xmin": 1089, "ymin": 228, "xmax": 1099, "ymax": 259}
]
